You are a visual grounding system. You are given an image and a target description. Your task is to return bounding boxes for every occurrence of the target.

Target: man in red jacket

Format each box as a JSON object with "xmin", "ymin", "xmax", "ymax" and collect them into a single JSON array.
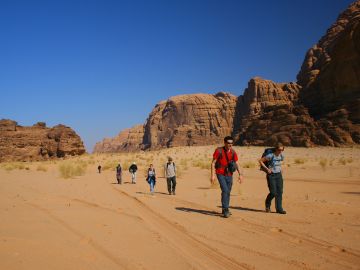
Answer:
[{"xmin": 211, "ymin": 136, "xmax": 244, "ymax": 218}]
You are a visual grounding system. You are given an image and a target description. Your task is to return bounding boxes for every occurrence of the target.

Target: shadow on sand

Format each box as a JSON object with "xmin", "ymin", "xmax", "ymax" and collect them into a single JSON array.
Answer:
[
  {"xmin": 342, "ymin": 192, "xmax": 360, "ymax": 195},
  {"xmin": 227, "ymin": 206, "xmax": 266, "ymax": 213},
  {"xmin": 136, "ymin": 191, "xmax": 169, "ymax": 195},
  {"xmin": 175, "ymin": 207, "xmax": 221, "ymax": 217}
]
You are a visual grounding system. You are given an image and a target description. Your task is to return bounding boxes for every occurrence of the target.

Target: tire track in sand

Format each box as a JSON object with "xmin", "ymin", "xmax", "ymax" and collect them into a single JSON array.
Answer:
[
  {"xmin": 111, "ymin": 186, "xmax": 253, "ymax": 270},
  {"xmin": 26, "ymin": 202, "xmax": 138, "ymax": 270},
  {"xmin": 153, "ymin": 192, "xmax": 360, "ymax": 269}
]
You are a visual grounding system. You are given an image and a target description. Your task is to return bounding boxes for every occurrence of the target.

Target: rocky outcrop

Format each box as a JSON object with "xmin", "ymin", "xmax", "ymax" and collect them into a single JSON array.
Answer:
[
  {"xmin": 95, "ymin": 1, "xmax": 360, "ymax": 150},
  {"xmin": 297, "ymin": 0, "xmax": 360, "ymax": 121},
  {"xmin": 0, "ymin": 119, "xmax": 85, "ymax": 162},
  {"xmin": 142, "ymin": 92, "xmax": 237, "ymax": 149},
  {"xmin": 93, "ymin": 125, "xmax": 144, "ymax": 153}
]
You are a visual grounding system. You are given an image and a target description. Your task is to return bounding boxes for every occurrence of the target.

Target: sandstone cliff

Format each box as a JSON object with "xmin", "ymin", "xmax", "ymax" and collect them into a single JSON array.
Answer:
[
  {"xmin": 142, "ymin": 92, "xmax": 237, "ymax": 149},
  {"xmin": 297, "ymin": 0, "xmax": 360, "ymax": 122},
  {"xmin": 93, "ymin": 125, "xmax": 144, "ymax": 153},
  {"xmin": 95, "ymin": 1, "xmax": 360, "ymax": 151},
  {"xmin": 0, "ymin": 119, "xmax": 86, "ymax": 162}
]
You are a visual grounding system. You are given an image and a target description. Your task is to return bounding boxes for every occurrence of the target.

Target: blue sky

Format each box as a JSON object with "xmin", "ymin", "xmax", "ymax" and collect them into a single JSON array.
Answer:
[{"xmin": 0, "ymin": 0, "xmax": 354, "ymax": 152}]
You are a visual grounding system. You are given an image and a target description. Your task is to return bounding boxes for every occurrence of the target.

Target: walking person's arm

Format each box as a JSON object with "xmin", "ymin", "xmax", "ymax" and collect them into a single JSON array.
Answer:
[
  {"xmin": 210, "ymin": 159, "xmax": 216, "ymax": 184},
  {"xmin": 236, "ymin": 161, "xmax": 244, "ymax": 183},
  {"xmin": 259, "ymin": 157, "xmax": 272, "ymax": 174}
]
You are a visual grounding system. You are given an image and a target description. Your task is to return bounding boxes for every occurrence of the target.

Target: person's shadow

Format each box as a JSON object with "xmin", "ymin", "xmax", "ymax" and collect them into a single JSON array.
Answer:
[
  {"xmin": 136, "ymin": 191, "xmax": 169, "ymax": 195},
  {"xmin": 175, "ymin": 207, "xmax": 221, "ymax": 217},
  {"xmin": 227, "ymin": 206, "xmax": 265, "ymax": 213}
]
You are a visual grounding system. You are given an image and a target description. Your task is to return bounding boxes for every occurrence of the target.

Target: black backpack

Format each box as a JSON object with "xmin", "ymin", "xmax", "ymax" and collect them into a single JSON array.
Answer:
[
  {"xmin": 260, "ymin": 148, "xmax": 275, "ymax": 173},
  {"xmin": 215, "ymin": 147, "xmax": 237, "ymax": 173}
]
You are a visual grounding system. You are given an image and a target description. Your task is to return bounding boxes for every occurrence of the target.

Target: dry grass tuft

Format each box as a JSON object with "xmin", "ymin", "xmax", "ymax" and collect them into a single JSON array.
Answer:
[{"xmin": 36, "ymin": 165, "xmax": 48, "ymax": 172}]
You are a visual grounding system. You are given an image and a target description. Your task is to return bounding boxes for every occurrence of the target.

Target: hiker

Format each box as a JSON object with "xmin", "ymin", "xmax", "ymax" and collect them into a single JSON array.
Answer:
[
  {"xmin": 258, "ymin": 143, "xmax": 286, "ymax": 214},
  {"xmin": 129, "ymin": 162, "xmax": 138, "ymax": 184},
  {"xmin": 116, "ymin": 164, "xmax": 122, "ymax": 184},
  {"xmin": 211, "ymin": 136, "xmax": 243, "ymax": 218},
  {"xmin": 97, "ymin": 165, "xmax": 102, "ymax": 174},
  {"xmin": 147, "ymin": 164, "xmax": 156, "ymax": 194},
  {"xmin": 164, "ymin": 157, "xmax": 176, "ymax": 195}
]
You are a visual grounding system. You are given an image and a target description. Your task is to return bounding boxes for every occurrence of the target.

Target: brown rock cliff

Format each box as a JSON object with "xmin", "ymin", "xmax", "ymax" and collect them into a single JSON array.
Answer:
[{"xmin": 0, "ymin": 119, "xmax": 86, "ymax": 162}]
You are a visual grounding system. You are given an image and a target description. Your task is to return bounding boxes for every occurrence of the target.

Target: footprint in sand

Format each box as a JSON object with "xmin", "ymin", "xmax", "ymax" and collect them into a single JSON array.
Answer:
[
  {"xmin": 270, "ymin": 227, "xmax": 283, "ymax": 233},
  {"xmin": 290, "ymin": 238, "xmax": 302, "ymax": 244},
  {"xmin": 329, "ymin": 246, "xmax": 346, "ymax": 253}
]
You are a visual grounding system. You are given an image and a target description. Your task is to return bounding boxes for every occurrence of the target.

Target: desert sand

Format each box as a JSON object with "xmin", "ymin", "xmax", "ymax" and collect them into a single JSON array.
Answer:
[{"xmin": 1, "ymin": 146, "xmax": 360, "ymax": 270}]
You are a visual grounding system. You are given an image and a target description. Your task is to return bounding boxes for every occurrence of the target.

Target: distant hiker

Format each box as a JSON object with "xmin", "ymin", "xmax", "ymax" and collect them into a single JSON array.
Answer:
[
  {"xmin": 211, "ymin": 136, "xmax": 243, "ymax": 218},
  {"xmin": 116, "ymin": 164, "xmax": 122, "ymax": 184},
  {"xmin": 129, "ymin": 162, "xmax": 138, "ymax": 184},
  {"xmin": 258, "ymin": 143, "xmax": 286, "ymax": 214},
  {"xmin": 165, "ymin": 157, "xmax": 176, "ymax": 195},
  {"xmin": 147, "ymin": 164, "xmax": 156, "ymax": 194},
  {"xmin": 98, "ymin": 165, "xmax": 102, "ymax": 174}
]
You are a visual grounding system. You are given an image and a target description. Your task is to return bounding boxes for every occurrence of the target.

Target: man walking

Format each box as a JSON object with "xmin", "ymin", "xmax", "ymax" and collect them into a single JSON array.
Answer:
[
  {"xmin": 129, "ymin": 162, "xmax": 138, "ymax": 184},
  {"xmin": 259, "ymin": 143, "xmax": 286, "ymax": 214},
  {"xmin": 116, "ymin": 163, "xmax": 122, "ymax": 184},
  {"xmin": 165, "ymin": 157, "xmax": 176, "ymax": 195},
  {"xmin": 211, "ymin": 136, "xmax": 244, "ymax": 218}
]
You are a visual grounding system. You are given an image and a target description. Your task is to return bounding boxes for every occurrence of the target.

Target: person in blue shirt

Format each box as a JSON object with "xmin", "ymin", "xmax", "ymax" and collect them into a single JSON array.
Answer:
[{"xmin": 259, "ymin": 143, "xmax": 286, "ymax": 214}]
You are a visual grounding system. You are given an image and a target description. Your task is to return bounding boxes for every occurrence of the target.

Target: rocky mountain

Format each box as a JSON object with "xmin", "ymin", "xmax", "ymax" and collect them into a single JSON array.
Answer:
[
  {"xmin": 142, "ymin": 92, "xmax": 237, "ymax": 149},
  {"xmin": 0, "ymin": 119, "xmax": 85, "ymax": 162},
  {"xmin": 93, "ymin": 125, "xmax": 144, "ymax": 153},
  {"xmin": 297, "ymin": 0, "xmax": 360, "ymax": 121},
  {"xmin": 94, "ymin": 1, "xmax": 360, "ymax": 152}
]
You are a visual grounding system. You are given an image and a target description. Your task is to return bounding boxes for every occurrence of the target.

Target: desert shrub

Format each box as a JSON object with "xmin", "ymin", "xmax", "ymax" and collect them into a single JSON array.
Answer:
[
  {"xmin": 319, "ymin": 158, "xmax": 328, "ymax": 171},
  {"xmin": 294, "ymin": 158, "xmax": 307, "ymax": 164},
  {"xmin": 36, "ymin": 165, "xmax": 48, "ymax": 172},
  {"xmin": 59, "ymin": 161, "xmax": 87, "ymax": 179},
  {"xmin": 2, "ymin": 162, "xmax": 26, "ymax": 171},
  {"xmin": 338, "ymin": 158, "xmax": 347, "ymax": 165},
  {"xmin": 192, "ymin": 159, "xmax": 210, "ymax": 170},
  {"xmin": 103, "ymin": 160, "xmax": 118, "ymax": 171},
  {"xmin": 242, "ymin": 161, "xmax": 256, "ymax": 168}
]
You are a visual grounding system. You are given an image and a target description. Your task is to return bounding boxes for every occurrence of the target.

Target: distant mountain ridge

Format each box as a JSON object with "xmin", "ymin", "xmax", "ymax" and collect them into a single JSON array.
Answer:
[
  {"xmin": 0, "ymin": 119, "xmax": 85, "ymax": 162},
  {"xmin": 94, "ymin": 0, "xmax": 360, "ymax": 153}
]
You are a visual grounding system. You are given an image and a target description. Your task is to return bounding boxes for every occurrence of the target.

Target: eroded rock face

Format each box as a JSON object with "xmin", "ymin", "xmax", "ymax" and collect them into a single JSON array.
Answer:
[
  {"xmin": 93, "ymin": 125, "xmax": 144, "ymax": 153},
  {"xmin": 297, "ymin": 0, "xmax": 360, "ymax": 121},
  {"xmin": 95, "ymin": 1, "xmax": 360, "ymax": 150},
  {"xmin": 0, "ymin": 119, "xmax": 85, "ymax": 162},
  {"xmin": 142, "ymin": 92, "xmax": 237, "ymax": 149}
]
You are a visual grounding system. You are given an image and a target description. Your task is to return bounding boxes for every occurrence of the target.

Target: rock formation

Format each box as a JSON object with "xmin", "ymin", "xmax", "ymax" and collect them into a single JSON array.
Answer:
[
  {"xmin": 231, "ymin": 1, "xmax": 360, "ymax": 147},
  {"xmin": 142, "ymin": 92, "xmax": 237, "ymax": 149},
  {"xmin": 95, "ymin": 0, "xmax": 360, "ymax": 151},
  {"xmin": 93, "ymin": 125, "xmax": 144, "ymax": 153},
  {"xmin": 297, "ymin": 0, "xmax": 360, "ymax": 121},
  {"xmin": 0, "ymin": 119, "xmax": 86, "ymax": 162}
]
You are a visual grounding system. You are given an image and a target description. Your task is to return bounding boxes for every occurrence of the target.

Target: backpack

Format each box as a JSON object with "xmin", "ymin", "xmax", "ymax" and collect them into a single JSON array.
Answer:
[
  {"xmin": 215, "ymin": 147, "xmax": 237, "ymax": 173},
  {"xmin": 260, "ymin": 148, "xmax": 275, "ymax": 173}
]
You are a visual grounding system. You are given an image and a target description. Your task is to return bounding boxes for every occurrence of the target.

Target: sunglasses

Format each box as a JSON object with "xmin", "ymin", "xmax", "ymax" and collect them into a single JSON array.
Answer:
[{"xmin": 226, "ymin": 141, "xmax": 233, "ymax": 145}]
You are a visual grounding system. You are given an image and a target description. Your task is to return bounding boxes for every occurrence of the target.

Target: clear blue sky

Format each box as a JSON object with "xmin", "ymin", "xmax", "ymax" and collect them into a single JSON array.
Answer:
[{"xmin": 0, "ymin": 0, "xmax": 354, "ymax": 152}]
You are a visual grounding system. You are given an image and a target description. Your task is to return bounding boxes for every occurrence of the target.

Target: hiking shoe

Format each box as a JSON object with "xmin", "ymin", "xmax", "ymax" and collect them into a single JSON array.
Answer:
[
  {"xmin": 172, "ymin": 191, "xmax": 176, "ymax": 195},
  {"xmin": 265, "ymin": 207, "xmax": 271, "ymax": 213},
  {"xmin": 169, "ymin": 192, "xmax": 172, "ymax": 195},
  {"xmin": 223, "ymin": 210, "xmax": 231, "ymax": 218},
  {"xmin": 276, "ymin": 210, "xmax": 287, "ymax": 214}
]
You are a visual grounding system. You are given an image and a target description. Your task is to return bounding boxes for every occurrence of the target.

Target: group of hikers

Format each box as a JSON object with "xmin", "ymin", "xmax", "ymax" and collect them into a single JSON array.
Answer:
[
  {"xmin": 98, "ymin": 157, "xmax": 177, "ymax": 196},
  {"xmin": 98, "ymin": 135, "xmax": 286, "ymax": 218}
]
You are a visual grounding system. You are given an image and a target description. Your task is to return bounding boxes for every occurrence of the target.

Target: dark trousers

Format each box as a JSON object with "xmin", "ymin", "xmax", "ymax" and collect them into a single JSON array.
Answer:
[
  {"xmin": 265, "ymin": 173, "xmax": 284, "ymax": 212},
  {"xmin": 167, "ymin": 176, "xmax": 176, "ymax": 193},
  {"xmin": 216, "ymin": 174, "xmax": 233, "ymax": 210}
]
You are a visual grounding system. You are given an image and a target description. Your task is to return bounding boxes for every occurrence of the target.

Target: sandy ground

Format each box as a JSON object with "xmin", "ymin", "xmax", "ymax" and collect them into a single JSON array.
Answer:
[{"xmin": 1, "ymin": 146, "xmax": 360, "ymax": 270}]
